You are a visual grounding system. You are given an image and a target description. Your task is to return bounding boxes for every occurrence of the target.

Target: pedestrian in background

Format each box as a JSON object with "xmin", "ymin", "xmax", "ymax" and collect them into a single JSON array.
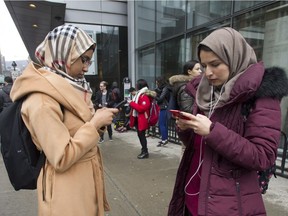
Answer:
[
  {"xmin": 168, "ymin": 27, "xmax": 288, "ymax": 215},
  {"xmin": 94, "ymin": 81, "xmax": 115, "ymax": 142},
  {"xmin": 127, "ymin": 79, "xmax": 151, "ymax": 159},
  {"xmin": 169, "ymin": 60, "xmax": 202, "ymax": 157},
  {"xmin": 0, "ymin": 76, "xmax": 13, "ymax": 112},
  {"xmin": 111, "ymin": 81, "xmax": 121, "ymax": 105},
  {"xmin": 147, "ymin": 76, "xmax": 170, "ymax": 147},
  {"xmin": 169, "ymin": 60, "xmax": 202, "ymax": 112},
  {"xmin": 10, "ymin": 24, "xmax": 118, "ymax": 216},
  {"xmin": 116, "ymin": 87, "xmax": 136, "ymax": 132}
]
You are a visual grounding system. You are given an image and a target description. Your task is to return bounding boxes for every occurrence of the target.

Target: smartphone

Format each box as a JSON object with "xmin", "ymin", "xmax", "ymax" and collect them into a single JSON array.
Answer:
[
  {"xmin": 169, "ymin": 109, "xmax": 191, "ymax": 120},
  {"xmin": 114, "ymin": 99, "xmax": 127, "ymax": 109}
]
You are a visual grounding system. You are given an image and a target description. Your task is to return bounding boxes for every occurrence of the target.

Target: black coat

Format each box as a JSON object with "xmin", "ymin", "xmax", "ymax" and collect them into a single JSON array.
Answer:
[
  {"xmin": 93, "ymin": 90, "xmax": 115, "ymax": 109},
  {"xmin": 154, "ymin": 85, "xmax": 170, "ymax": 110},
  {"xmin": 0, "ymin": 84, "xmax": 13, "ymax": 112}
]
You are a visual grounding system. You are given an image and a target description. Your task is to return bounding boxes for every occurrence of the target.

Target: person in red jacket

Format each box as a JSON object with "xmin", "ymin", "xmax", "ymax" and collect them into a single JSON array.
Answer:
[
  {"xmin": 127, "ymin": 79, "xmax": 151, "ymax": 159},
  {"xmin": 168, "ymin": 27, "xmax": 288, "ymax": 215}
]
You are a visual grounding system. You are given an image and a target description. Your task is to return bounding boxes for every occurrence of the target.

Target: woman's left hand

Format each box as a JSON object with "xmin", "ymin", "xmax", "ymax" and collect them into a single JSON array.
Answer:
[{"xmin": 176, "ymin": 112, "xmax": 212, "ymax": 136}]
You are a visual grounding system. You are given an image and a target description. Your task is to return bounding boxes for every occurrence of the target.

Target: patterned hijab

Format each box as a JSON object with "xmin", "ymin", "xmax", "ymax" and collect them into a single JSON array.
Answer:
[
  {"xmin": 196, "ymin": 27, "xmax": 257, "ymax": 116},
  {"xmin": 35, "ymin": 24, "xmax": 96, "ymax": 92}
]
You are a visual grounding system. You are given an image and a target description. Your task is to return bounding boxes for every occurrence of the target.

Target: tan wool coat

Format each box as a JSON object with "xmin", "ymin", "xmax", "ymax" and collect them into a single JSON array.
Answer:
[{"xmin": 10, "ymin": 62, "xmax": 109, "ymax": 216}]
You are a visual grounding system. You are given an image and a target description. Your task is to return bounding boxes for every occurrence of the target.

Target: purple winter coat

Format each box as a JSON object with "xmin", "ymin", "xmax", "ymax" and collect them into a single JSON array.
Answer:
[{"xmin": 168, "ymin": 62, "xmax": 288, "ymax": 216}]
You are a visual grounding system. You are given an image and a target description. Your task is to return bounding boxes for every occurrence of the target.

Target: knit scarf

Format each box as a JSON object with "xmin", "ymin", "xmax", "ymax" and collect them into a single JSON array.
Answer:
[{"xmin": 132, "ymin": 87, "xmax": 148, "ymax": 117}]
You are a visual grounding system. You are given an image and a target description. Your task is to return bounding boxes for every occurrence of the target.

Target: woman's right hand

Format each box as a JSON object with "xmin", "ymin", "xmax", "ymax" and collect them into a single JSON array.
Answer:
[
  {"xmin": 90, "ymin": 108, "xmax": 119, "ymax": 130},
  {"xmin": 176, "ymin": 112, "xmax": 212, "ymax": 136}
]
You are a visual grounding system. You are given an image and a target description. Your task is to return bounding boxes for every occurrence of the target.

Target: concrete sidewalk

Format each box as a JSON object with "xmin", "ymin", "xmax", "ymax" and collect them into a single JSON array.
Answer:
[
  {"xmin": 101, "ymin": 130, "xmax": 288, "ymax": 216},
  {"xmin": 0, "ymin": 130, "xmax": 288, "ymax": 215}
]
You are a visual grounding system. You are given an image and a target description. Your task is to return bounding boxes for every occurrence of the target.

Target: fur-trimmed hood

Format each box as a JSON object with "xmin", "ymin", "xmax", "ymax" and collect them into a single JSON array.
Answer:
[
  {"xmin": 186, "ymin": 65, "xmax": 288, "ymax": 105},
  {"xmin": 255, "ymin": 67, "xmax": 288, "ymax": 100},
  {"xmin": 169, "ymin": 74, "xmax": 197, "ymax": 96},
  {"xmin": 169, "ymin": 74, "xmax": 193, "ymax": 86}
]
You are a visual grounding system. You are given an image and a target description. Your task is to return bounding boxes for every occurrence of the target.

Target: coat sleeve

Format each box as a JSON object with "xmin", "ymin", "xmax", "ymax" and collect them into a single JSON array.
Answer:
[
  {"xmin": 129, "ymin": 95, "xmax": 151, "ymax": 113},
  {"xmin": 0, "ymin": 92, "xmax": 4, "ymax": 112},
  {"xmin": 178, "ymin": 85, "xmax": 194, "ymax": 113},
  {"xmin": 107, "ymin": 91, "xmax": 115, "ymax": 108},
  {"xmin": 23, "ymin": 96, "xmax": 98, "ymax": 173},
  {"xmin": 205, "ymin": 97, "xmax": 281, "ymax": 171},
  {"xmin": 155, "ymin": 86, "xmax": 169, "ymax": 104}
]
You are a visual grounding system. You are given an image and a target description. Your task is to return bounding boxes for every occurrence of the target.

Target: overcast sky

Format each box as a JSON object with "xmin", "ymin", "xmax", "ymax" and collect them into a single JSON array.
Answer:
[{"xmin": 0, "ymin": 1, "xmax": 29, "ymax": 61}]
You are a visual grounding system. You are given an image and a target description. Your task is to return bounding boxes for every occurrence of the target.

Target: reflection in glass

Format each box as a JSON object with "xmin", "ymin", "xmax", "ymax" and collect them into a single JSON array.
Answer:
[
  {"xmin": 137, "ymin": 47, "xmax": 156, "ymax": 89},
  {"xmin": 233, "ymin": 1, "xmax": 288, "ymax": 133},
  {"xmin": 135, "ymin": 0, "xmax": 155, "ymax": 47},
  {"xmin": 234, "ymin": 1, "xmax": 262, "ymax": 12},
  {"xmin": 185, "ymin": 21, "xmax": 229, "ymax": 61},
  {"xmin": 156, "ymin": 0, "xmax": 185, "ymax": 40},
  {"xmin": 98, "ymin": 26, "xmax": 120, "ymax": 80},
  {"xmin": 187, "ymin": 1, "xmax": 231, "ymax": 29},
  {"xmin": 156, "ymin": 36, "xmax": 185, "ymax": 79}
]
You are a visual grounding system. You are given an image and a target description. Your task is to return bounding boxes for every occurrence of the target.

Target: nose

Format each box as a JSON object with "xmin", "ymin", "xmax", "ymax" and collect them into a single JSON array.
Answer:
[
  {"xmin": 205, "ymin": 66, "xmax": 213, "ymax": 77},
  {"xmin": 82, "ymin": 64, "xmax": 89, "ymax": 72}
]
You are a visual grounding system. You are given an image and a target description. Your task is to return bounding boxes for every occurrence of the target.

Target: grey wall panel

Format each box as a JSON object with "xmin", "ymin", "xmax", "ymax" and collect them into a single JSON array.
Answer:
[
  {"xmin": 65, "ymin": 9, "xmax": 127, "ymax": 26},
  {"xmin": 64, "ymin": 0, "xmax": 127, "ymax": 26}
]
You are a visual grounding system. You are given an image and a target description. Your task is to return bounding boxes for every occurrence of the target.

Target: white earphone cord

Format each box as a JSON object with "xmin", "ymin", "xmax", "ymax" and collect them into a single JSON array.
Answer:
[
  {"xmin": 185, "ymin": 83, "xmax": 226, "ymax": 196},
  {"xmin": 184, "ymin": 137, "xmax": 204, "ymax": 196}
]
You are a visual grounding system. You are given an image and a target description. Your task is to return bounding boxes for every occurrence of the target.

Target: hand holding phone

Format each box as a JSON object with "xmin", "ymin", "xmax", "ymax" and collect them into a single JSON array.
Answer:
[
  {"xmin": 169, "ymin": 110, "xmax": 191, "ymax": 120},
  {"xmin": 114, "ymin": 99, "xmax": 127, "ymax": 109}
]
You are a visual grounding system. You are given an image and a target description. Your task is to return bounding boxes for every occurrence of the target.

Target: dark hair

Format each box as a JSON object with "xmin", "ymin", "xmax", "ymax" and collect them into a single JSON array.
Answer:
[
  {"xmin": 197, "ymin": 44, "xmax": 212, "ymax": 62},
  {"xmin": 100, "ymin": 81, "xmax": 108, "ymax": 87},
  {"xmin": 128, "ymin": 87, "xmax": 136, "ymax": 92},
  {"xmin": 156, "ymin": 76, "xmax": 167, "ymax": 88},
  {"xmin": 136, "ymin": 79, "xmax": 148, "ymax": 90},
  {"xmin": 4, "ymin": 76, "xmax": 13, "ymax": 84},
  {"xmin": 183, "ymin": 60, "xmax": 199, "ymax": 75}
]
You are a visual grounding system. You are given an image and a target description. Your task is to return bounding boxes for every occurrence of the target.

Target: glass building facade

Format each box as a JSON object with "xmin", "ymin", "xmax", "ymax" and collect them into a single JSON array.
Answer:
[
  {"xmin": 133, "ymin": 0, "xmax": 288, "ymax": 134},
  {"xmin": 69, "ymin": 23, "xmax": 128, "ymax": 95}
]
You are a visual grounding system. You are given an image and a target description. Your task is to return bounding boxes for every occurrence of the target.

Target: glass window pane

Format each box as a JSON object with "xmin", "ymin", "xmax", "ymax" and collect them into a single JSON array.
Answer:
[
  {"xmin": 100, "ymin": 26, "xmax": 120, "ymax": 79},
  {"xmin": 187, "ymin": 1, "xmax": 231, "ymax": 29},
  {"xmin": 234, "ymin": 1, "xmax": 263, "ymax": 12},
  {"xmin": 156, "ymin": 0, "xmax": 186, "ymax": 40},
  {"xmin": 185, "ymin": 20, "xmax": 230, "ymax": 61},
  {"xmin": 135, "ymin": 1, "xmax": 155, "ymax": 47},
  {"xmin": 156, "ymin": 36, "xmax": 185, "ymax": 79},
  {"xmin": 233, "ymin": 1, "xmax": 288, "ymax": 134},
  {"xmin": 137, "ymin": 47, "xmax": 156, "ymax": 89}
]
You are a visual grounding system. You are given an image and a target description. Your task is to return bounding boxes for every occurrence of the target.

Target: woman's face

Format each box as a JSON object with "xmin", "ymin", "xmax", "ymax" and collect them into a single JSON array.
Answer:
[
  {"xmin": 189, "ymin": 63, "xmax": 202, "ymax": 76},
  {"xmin": 199, "ymin": 50, "xmax": 230, "ymax": 87},
  {"xmin": 68, "ymin": 49, "xmax": 94, "ymax": 79}
]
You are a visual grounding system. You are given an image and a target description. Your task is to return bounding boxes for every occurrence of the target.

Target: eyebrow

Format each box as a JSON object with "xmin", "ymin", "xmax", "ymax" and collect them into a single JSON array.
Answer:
[
  {"xmin": 81, "ymin": 55, "xmax": 91, "ymax": 60},
  {"xmin": 202, "ymin": 59, "xmax": 221, "ymax": 65}
]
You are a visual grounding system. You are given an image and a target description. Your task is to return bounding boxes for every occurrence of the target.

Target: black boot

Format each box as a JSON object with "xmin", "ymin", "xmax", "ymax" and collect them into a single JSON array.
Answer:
[
  {"xmin": 137, "ymin": 150, "xmax": 149, "ymax": 159},
  {"xmin": 137, "ymin": 149, "xmax": 144, "ymax": 157}
]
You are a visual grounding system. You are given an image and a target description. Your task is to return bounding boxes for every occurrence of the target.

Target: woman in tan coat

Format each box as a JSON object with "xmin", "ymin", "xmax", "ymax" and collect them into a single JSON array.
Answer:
[{"xmin": 10, "ymin": 24, "xmax": 118, "ymax": 216}]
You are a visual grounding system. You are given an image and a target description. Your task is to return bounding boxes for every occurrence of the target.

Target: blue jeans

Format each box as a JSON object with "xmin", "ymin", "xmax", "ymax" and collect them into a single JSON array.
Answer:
[{"xmin": 159, "ymin": 109, "xmax": 168, "ymax": 141}]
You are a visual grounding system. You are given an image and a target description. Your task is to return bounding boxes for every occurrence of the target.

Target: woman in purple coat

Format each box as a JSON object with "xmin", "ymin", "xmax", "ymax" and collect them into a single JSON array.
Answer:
[{"xmin": 168, "ymin": 27, "xmax": 288, "ymax": 216}]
